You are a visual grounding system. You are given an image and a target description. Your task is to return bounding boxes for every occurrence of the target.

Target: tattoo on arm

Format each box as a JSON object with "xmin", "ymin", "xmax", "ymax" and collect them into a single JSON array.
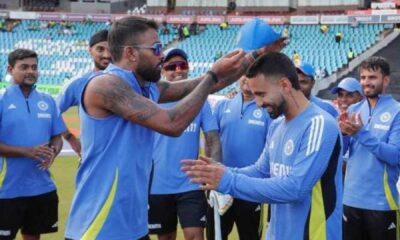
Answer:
[
  {"xmin": 209, "ymin": 52, "xmax": 257, "ymax": 94},
  {"xmin": 157, "ymin": 77, "xmax": 204, "ymax": 103},
  {"xmin": 90, "ymin": 74, "xmax": 215, "ymax": 136},
  {"xmin": 165, "ymin": 76, "xmax": 213, "ymax": 123},
  {"xmin": 93, "ymin": 76, "xmax": 159, "ymax": 122},
  {"xmin": 157, "ymin": 50, "xmax": 260, "ymax": 100},
  {"xmin": 204, "ymin": 130, "xmax": 222, "ymax": 163}
]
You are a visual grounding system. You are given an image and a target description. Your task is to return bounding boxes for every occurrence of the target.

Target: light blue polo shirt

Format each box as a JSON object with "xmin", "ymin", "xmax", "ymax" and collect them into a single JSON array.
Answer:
[
  {"xmin": 151, "ymin": 100, "xmax": 218, "ymax": 194},
  {"xmin": 0, "ymin": 84, "xmax": 66, "ymax": 198}
]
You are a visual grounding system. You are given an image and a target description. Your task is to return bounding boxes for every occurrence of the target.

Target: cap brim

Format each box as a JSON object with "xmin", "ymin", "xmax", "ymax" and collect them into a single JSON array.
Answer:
[
  {"xmin": 330, "ymin": 87, "xmax": 340, "ymax": 94},
  {"xmin": 331, "ymin": 86, "xmax": 360, "ymax": 94},
  {"xmin": 242, "ymin": 36, "xmax": 284, "ymax": 53},
  {"xmin": 296, "ymin": 67, "xmax": 309, "ymax": 77}
]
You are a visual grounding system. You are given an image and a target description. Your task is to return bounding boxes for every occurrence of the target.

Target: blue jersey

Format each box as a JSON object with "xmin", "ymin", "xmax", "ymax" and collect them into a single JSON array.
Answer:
[
  {"xmin": 343, "ymin": 95, "xmax": 400, "ymax": 211},
  {"xmin": 311, "ymin": 95, "xmax": 338, "ymax": 118},
  {"xmin": 214, "ymin": 93, "xmax": 270, "ymax": 168},
  {"xmin": 0, "ymin": 84, "xmax": 66, "ymax": 198},
  {"xmin": 218, "ymin": 103, "xmax": 343, "ymax": 240},
  {"xmin": 65, "ymin": 64, "xmax": 160, "ymax": 240},
  {"xmin": 151, "ymin": 101, "xmax": 218, "ymax": 194},
  {"xmin": 56, "ymin": 71, "xmax": 96, "ymax": 113}
]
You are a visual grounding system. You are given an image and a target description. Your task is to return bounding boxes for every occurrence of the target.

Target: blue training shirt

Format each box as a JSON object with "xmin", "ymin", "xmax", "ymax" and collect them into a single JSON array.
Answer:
[
  {"xmin": 56, "ymin": 71, "xmax": 96, "ymax": 113},
  {"xmin": 310, "ymin": 95, "xmax": 338, "ymax": 118},
  {"xmin": 214, "ymin": 93, "xmax": 271, "ymax": 168},
  {"xmin": 151, "ymin": 100, "xmax": 218, "ymax": 194},
  {"xmin": 65, "ymin": 64, "xmax": 160, "ymax": 240},
  {"xmin": 218, "ymin": 103, "xmax": 343, "ymax": 240},
  {"xmin": 343, "ymin": 95, "xmax": 400, "ymax": 211},
  {"xmin": 0, "ymin": 84, "xmax": 66, "ymax": 198}
]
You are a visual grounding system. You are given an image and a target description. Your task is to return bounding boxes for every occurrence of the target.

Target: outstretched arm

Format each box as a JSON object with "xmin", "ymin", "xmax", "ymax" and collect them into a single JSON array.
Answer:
[
  {"xmin": 85, "ymin": 50, "xmax": 246, "ymax": 137},
  {"xmin": 184, "ymin": 120, "xmax": 342, "ymax": 204},
  {"xmin": 157, "ymin": 39, "xmax": 287, "ymax": 103},
  {"xmin": 86, "ymin": 73, "xmax": 213, "ymax": 137}
]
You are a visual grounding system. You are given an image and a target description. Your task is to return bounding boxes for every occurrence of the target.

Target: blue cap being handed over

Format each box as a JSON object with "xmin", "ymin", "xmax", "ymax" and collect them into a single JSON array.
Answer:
[{"xmin": 237, "ymin": 18, "xmax": 282, "ymax": 53}]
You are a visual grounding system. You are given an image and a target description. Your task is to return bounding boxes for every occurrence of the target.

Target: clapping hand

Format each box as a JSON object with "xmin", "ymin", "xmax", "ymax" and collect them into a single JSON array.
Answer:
[{"xmin": 338, "ymin": 111, "xmax": 363, "ymax": 136}]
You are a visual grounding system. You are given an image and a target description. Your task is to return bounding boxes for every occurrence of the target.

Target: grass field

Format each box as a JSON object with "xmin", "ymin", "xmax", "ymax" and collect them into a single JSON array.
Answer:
[{"xmin": 15, "ymin": 107, "xmax": 266, "ymax": 239}]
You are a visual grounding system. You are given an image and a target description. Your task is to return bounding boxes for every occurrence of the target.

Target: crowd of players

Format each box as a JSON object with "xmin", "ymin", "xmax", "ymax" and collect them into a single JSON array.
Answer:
[{"xmin": 0, "ymin": 16, "xmax": 399, "ymax": 240}]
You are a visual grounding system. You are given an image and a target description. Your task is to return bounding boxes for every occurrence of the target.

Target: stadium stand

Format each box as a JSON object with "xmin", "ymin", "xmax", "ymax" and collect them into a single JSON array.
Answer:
[
  {"xmin": 0, "ymin": 20, "xmax": 176, "ymax": 86},
  {"xmin": 0, "ymin": 18, "xmax": 395, "ymax": 96},
  {"xmin": 176, "ymin": 23, "xmax": 392, "ymax": 95},
  {"xmin": 319, "ymin": 32, "xmax": 400, "ymax": 101}
]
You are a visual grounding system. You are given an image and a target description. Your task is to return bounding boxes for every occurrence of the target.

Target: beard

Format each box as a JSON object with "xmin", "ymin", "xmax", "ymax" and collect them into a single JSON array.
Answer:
[
  {"xmin": 94, "ymin": 59, "xmax": 110, "ymax": 71},
  {"xmin": 136, "ymin": 60, "xmax": 161, "ymax": 83},
  {"xmin": 363, "ymin": 83, "xmax": 383, "ymax": 99},
  {"xmin": 241, "ymin": 88, "xmax": 252, "ymax": 96},
  {"xmin": 263, "ymin": 93, "xmax": 287, "ymax": 119}
]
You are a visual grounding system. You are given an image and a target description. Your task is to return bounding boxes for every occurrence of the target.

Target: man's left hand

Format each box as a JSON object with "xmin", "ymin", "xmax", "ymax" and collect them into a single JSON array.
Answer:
[{"xmin": 181, "ymin": 156, "xmax": 225, "ymax": 191}]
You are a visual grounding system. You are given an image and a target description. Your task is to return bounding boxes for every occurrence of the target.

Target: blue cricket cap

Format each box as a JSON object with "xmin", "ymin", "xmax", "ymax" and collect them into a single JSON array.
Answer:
[
  {"xmin": 296, "ymin": 62, "xmax": 315, "ymax": 79},
  {"xmin": 331, "ymin": 77, "xmax": 362, "ymax": 95},
  {"xmin": 163, "ymin": 48, "xmax": 188, "ymax": 62},
  {"xmin": 237, "ymin": 18, "xmax": 281, "ymax": 53}
]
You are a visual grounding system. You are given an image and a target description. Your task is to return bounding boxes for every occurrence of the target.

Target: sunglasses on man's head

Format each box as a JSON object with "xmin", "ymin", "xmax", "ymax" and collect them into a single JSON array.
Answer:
[
  {"xmin": 163, "ymin": 61, "xmax": 189, "ymax": 71},
  {"xmin": 127, "ymin": 42, "xmax": 163, "ymax": 56}
]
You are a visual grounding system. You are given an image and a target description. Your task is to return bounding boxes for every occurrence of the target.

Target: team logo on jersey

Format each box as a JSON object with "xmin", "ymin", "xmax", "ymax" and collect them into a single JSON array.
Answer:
[
  {"xmin": 380, "ymin": 112, "xmax": 391, "ymax": 123},
  {"xmin": 37, "ymin": 101, "xmax": 49, "ymax": 111},
  {"xmin": 253, "ymin": 109, "xmax": 262, "ymax": 119},
  {"xmin": 284, "ymin": 139, "xmax": 294, "ymax": 156}
]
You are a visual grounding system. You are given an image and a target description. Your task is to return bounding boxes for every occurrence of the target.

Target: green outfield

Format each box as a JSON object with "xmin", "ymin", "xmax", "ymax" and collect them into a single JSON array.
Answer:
[{"xmin": 15, "ymin": 107, "xmax": 266, "ymax": 239}]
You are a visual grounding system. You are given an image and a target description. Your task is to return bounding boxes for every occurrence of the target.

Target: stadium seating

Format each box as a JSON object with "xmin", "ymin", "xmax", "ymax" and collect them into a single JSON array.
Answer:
[
  {"xmin": 0, "ymin": 20, "xmax": 176, "ymax": 85},
  {"xmin": 0, "ymin": 19, "xmax": 393, "ymax": 96},
  {"xmin": 177, "ymin": 23, "xmax": 392, "ymax": 94}
]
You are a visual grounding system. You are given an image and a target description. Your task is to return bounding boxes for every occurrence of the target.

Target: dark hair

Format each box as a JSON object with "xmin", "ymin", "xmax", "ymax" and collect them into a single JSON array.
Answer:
[
  {"xmin": 89, "ymin": 29, "xmax": 109, "ymax": 48},
  {"xmin": 246, "ymin": 52, "xmax": 300, "ymax": 90},
  {"xmin": 108, "ymin": 16, "xmax": 158, "ymax": 62},
  {"xmin": 359, "ymin": 56, "xmax": 390, "ymax": 76},
  {"xmin": 8, "ymin": 49, "xmax": 38, "ymax": 67}
]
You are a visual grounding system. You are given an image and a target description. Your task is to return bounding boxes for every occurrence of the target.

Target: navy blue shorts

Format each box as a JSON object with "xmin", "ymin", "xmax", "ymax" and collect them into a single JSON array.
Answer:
[
  {"xmin": 0, "ymin": 190, "xmax": 58, "ymax": 240},
  {"xmin": 148, "ymin": 190, "xmax": 207, "ymax": 234}
]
